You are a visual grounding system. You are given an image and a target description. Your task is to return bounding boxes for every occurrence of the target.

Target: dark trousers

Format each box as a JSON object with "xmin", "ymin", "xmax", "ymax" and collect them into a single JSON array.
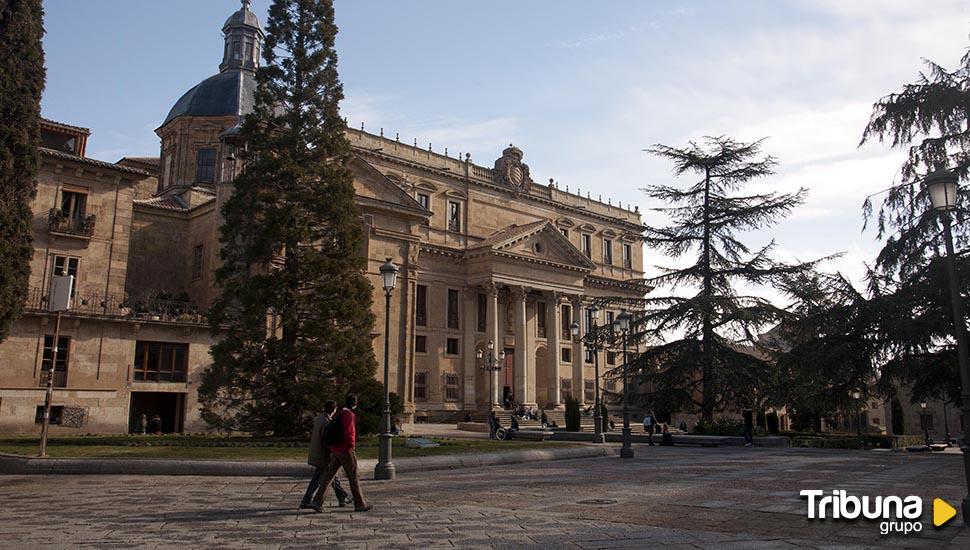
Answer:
[
  {"xmin": 743, "ymin": 426, "xmax": 754, "ymax": 445},
  {"xmin": 314, "ymin": 451, "xmax": 367, "ymax": 508},
  {"xmin": 645, "ymin": 425, "xmax": 655, "ymax": 445},
  {"xmin": 302, "ymin": 466, "xmax": 348, "ymax": 505}
]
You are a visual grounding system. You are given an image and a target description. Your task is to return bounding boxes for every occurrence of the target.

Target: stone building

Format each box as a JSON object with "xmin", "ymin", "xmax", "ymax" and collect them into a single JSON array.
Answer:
[{"xmin": 0, "ymin": 1, "xmax": 646, "ymax": 433}]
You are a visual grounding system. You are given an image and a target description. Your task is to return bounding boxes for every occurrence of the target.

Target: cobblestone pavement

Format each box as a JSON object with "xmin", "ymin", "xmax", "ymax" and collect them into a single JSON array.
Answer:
[{"xmin": 1, "ymin": 446, "xmax": 968, "ymax": 549}]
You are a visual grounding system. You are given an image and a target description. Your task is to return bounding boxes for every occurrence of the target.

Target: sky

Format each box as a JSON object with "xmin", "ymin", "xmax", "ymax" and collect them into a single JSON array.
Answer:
[{"xmin": 41, "ymin": 0, "xmax": 970, "ymax": 305}]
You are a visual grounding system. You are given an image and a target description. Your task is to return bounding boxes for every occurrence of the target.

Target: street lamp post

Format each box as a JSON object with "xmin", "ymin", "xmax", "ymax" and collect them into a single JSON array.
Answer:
[
  {"xmin": 921, "ymin": 402, "xmax": 931, "ymax": 448},
  {"xmin": 851, "ymin": 390, "xmax": 864, "ymax": 449},
  {"xmin": 924, "ymin": 168, "xmax": 970, "ymax": 521},
  {"xmin": 572, "ymin": 304, "xmax": 605, "ymax": 444},
  {"xmin": 617, "ymin": 310, "xmax": 634, "ymax": 459},
  {"xmin": 477, "ymin": 340, "xmax": 505, "ymax": 439},
  {"xmin": 375, "ymin": 258, "xmax": 398, "ymax": 481}
]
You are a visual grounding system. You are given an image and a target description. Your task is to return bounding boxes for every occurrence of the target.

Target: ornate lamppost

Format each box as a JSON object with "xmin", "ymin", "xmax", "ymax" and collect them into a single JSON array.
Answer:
[
  {"xmin": 921, "ymin": 402, "xmax": 931, "ymax": 448},
  {"xmin": 851, "ymin": 390, "xmax": 864, "ymax": 449},
  {"xmin": 923, "ymin": 168, "xmax": 970, "ymax": 521},
  {"xmin": 477, "ymin": 340, "xmax": 505, "ymax": 439},
  {"xmin": 375, "ymin": 258, "xmax": 398, "ymax": 480},
  {"xmin": 571, "ymin": 304, "xmax": 605, "ymax": 444},
  {"xmin": 617, "ymin": 310, "xmax": 634, "ymax": 459}
]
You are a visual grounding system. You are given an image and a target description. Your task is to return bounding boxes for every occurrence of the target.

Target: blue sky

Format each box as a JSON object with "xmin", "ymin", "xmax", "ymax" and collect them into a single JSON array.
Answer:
[{"xmin": 42, "ymin": 0, "xmax": 970, "ymax": 299}]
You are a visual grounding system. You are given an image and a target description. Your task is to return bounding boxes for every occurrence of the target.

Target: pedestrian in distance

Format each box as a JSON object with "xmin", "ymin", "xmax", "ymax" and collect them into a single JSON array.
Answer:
[
  {"xmin": 742, "ymin": 408, "xmax": 754, "ymax": 447},
  {"xmin": 300, "ymin": 400, "xmax": 352, "ymax": 512},
  {"xmin": 139, "ymin": 413, "xmax": 147, "ymax": 435},
  {"xmin": 642, "ymin": 411, "xmax": 655, "ymax": 446},
  {"xmin": 149, "ymin": 414, "xmax": 162, "ymax": 434},
  {"xmin": 313, "ymin": 393, "xmax": 372, "ymax": 512}
]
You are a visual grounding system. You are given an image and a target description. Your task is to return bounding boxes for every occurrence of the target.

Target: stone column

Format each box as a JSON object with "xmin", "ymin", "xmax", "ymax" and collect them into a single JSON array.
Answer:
[
  {"xmin": 546, "ymin": 292, "xmax": 562, "ymax": 408},
  {"xmin": 485, "ymin": 282, "xmax": 500, "ymax": 408},
  {"xmin": 571, "ymin": 295, "xmax": 585, "ymax": 404},
  {"xmin": 512, "ymin": 286, "xmax": 531, "ymax": 406},
  {"xmin": 525, "ymin": 297, "xmax": 537, "ymax": 405},
  {"xmin": 462, "ymin": 287, "xmax": 478, "ymax": 410}
]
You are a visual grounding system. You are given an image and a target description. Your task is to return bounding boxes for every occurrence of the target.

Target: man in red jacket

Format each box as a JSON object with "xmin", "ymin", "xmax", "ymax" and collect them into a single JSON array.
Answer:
[{"xmin": 313, "ymin": 393, "xmax": 372, "ymax": 512}]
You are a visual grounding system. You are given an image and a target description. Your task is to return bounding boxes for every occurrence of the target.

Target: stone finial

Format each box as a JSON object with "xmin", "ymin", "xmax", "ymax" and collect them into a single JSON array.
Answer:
[
  {"xmin": 380, "ymin": 127, "xmax": 384, "ymax": 137},
  {"xmin": 242, "ymin": 0, "xmax": 252, "ymax": 7},
  {"xmin": 428, "ymin": 143, "xmax": 432, "ymax": 152},
  {"xmin": 465, "ymin": 152, "xmax": 471, "ymax": 161},
  {"xmin": 360, "ymin": 122, "xmax": 364, "ymax": 131},
  {"xmin": 396, "ymin": 132, "xmax": 400, "ymax": 142},
  {"xmin": 445, "ymin": 147, "xmax": 449, "ymax": 156}
]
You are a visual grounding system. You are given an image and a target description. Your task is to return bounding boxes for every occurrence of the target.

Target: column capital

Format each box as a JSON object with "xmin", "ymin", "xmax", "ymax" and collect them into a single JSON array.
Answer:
[
  {"xmin": 546, "ymin": 290, "xmax": 565, "ymax": 303},
  {"xmin": 481, "ymin": 281, "xmax": 500, "ymax": 297},
  {"xmin": 510, "ymin": 285, "xmax": 530, "ymax": 301},
  {"xmin": 569, "ymin": 294, "xmax": 584, "ymax": 308}
]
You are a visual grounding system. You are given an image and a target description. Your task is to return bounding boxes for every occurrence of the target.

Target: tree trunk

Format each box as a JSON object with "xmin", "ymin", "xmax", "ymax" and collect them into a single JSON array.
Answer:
[{"xmin": 701, "ymin": 166, "xmax": 714, "ymax": 421}]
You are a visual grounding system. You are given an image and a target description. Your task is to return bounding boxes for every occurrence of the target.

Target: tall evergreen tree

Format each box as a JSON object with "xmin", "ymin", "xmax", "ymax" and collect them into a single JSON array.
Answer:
[
  {"xmin": 632, "ymin": 136, "xmax": 813, "ymax": 421},
  {"xmin": 199, "ymin": 0, "xmax": 376, "ymax": 436},
  {"xmin": 859, "ymin": 45, "xmax": 970, "ymax": 404},
  {"xmin": 0, "ymin": 0, "xmax": 45, "ymax": 343}
]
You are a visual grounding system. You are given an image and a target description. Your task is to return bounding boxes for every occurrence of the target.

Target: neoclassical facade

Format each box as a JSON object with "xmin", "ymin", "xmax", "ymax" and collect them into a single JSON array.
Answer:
[{"xmin": 0, "ymin": 1, "xmax": 646, "ymax": 433}]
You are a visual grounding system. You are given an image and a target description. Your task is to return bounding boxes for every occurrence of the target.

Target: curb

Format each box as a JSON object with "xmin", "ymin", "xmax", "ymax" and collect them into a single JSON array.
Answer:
[{"xmin": 0, "ymin": 445, "xmax": 612, "ymax": 478}]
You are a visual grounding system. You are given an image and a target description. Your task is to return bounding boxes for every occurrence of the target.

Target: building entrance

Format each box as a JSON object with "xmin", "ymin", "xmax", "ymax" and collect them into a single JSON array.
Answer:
[
  {"xmin": 502, "ymin": 347, "xmax": 515, "ymax": 408},
  {"xmin": 129, "ymin": 392, "xmax": 185, "ymax": 433}
]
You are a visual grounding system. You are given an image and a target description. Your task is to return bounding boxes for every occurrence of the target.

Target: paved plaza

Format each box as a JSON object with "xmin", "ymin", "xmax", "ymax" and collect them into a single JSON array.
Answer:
[{"xmin": 1, "ymin": 445, "xmax": 968, "ymax": 549}]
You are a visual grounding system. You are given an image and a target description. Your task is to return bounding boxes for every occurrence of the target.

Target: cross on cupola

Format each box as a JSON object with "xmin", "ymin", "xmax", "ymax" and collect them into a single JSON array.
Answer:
[{"xmin": 219, "ymin": 0, "xmax": 265, "ymax": 73}]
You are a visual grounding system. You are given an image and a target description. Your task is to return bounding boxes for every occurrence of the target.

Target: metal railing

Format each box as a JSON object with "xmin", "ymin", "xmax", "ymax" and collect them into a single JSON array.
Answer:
[
  {"xmin": 48, "ymin": 209, "xmax": 96, "ymax": 238},
  {"xmin": 24, "ymin": 287, "xmax": 207, "ymax": 324}
]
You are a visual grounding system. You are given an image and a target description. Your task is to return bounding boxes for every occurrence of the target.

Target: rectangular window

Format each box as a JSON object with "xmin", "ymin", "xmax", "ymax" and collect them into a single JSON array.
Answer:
[
  {"xmin": 196, "ymin": 148, "xmax": 216, "ymax": 183},
  {"xmin": 232, "ymin": 40, "xmax": 242, "ymax": 60},
  {"xmin": 414, "ymin": 335, "xmax": 427, "ymax": 354},
  {"xmin": 446, "ymin": 337, "xmax": 460, "ymax": 355},
  {"xmin": 133, "ymin": 341, "xmax": 189, "ymax": 383},
  {"xmin": 606, "ymin": 351, "xmax": 616, "ymax": 365},
  {"xmin": 60, "ymin": 190, "xmax": 87, "ymax": 219},
  {"xmin": 417, "ymin": 193, "xmax": 430, "ymax": 211},
  {"xmin": 582, "ymin": 234, "xmax": 592, "ymax": 258},
  {"xmin": 35, "ymin": 405, "xmax": 64, "ymax": 425},
  {"xmin": 51, "ymin": 255, "xmax": 79, "ymax": 298},
  {"xmin": 605, "ymin": 379, "xmax": 617, "ymax": 392},
  {"xmin": 41, "ymin": 335, "xmax": 70, "ymax": 388},
  {"xmin": 447, "ymin": 289, "xmax": 460, "ymax": 329},
  {"xmin": 561, "ymin": 378, "xmax": 573, "ymax": 401},
  {"xmin": 414, "ymin": 372, "xmax": 428, "ymax": 400},
  {"xmin": 415, "ymin": 285, "xmax": 428, "ymax": 326},
  {"xmin": 477, "ymin": 293, "xmax": 487, "ymax": 332},
  {"xmin": 244, "ymin": 39, "xmax": 254, "ymax": 62},
  {"xmin": 606, "ymin": 311, "xmax": 615, "ymax": 330},
  {"xmin": 192, "ymin": 244, "xmax": 204, "ymax": 281},
  {"xmin": 448, "ymin": 201, "xmax": 461, "ymax": 232},
  {"xmin": 584, "ymin": 307, "xmax": 594, "ymax": 333},
  {"xmin": 603, "ymin": 239, "xmax": 613, "ymax": 265},
  {"xmin": 561, "ymin": 347, "xmax": 572, "ymax": 363},
  {"xmin": 561, "ymin": 304, "xmax": 572, "ymax": 339},
  {"xmin": 585, "ymin": 380, "xmax": 595, "ymax": 402},
  {"xmin": 623, "ymin": 243, "xmax": 632, "ymax": 269},
  {"xmin": 536, "ymin": 302, "xmax": 546, "ymax": 338},
  {"xmin": 444, "ymin": 373, "xmax": 460, "ymax": 401}
]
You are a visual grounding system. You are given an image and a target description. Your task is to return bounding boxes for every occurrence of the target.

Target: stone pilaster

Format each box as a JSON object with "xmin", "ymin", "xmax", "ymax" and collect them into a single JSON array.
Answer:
[
  {"xmin": 485, "ymin": 282, "xmax": 500, "ymax": 408},
  {"xmin": 462, "ymin": 286, "xmax": 478, "ymax": 410},
  {"xmin": 570, "ymin": 295, "xmax": 585, "ymax": 404},
  {"xmin": 512, "ymin": 286, "xmax": 531, "ymax": 406},
  {"xmin": 546, "ymin": 292, "xmax": 562, "ymax": 408}
]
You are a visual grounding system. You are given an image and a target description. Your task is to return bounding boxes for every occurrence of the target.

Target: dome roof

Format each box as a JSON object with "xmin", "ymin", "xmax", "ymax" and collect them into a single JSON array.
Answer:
[
  {"xmin": 223, "ymin": 5, "xmax": 261, "ymax": 31},
  {"xmin": 162, "ymin": 70, "xmax": 256, "ymax": 127}
]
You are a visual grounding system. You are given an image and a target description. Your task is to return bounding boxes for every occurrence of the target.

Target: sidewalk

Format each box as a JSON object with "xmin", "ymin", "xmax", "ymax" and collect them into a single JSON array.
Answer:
[{"xmin": 0, "ymin": 444, "xmax": 611, "ymax": 478}]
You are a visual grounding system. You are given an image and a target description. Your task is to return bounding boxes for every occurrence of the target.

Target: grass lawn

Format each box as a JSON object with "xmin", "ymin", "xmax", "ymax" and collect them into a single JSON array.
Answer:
[{"xmin": 0, "ymin": 435, "xmax": 577, "ymax": 461}]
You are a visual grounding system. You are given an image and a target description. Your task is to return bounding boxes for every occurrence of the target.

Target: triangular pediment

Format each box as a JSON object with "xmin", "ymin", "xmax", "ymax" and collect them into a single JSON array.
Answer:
[
  {"xmin": 349, "ymin": 156, "xmax": 429, "ymax": 217},
  {"xmin": 472, "ymin": 221, "xmax": 595, "ymax": 271}
]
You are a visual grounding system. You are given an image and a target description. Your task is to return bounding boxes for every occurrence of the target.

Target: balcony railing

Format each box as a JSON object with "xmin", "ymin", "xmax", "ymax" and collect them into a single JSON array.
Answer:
[
  {"xmin": 48, "ymin": 209, "xmax": 96, "ymax": 238},
  {"xmin": 24, "ymin": 287, "xmax": 207, "ymax": 325}
]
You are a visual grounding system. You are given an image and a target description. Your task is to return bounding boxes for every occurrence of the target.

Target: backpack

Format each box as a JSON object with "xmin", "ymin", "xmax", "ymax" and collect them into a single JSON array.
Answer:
[{"xmin": 323, "ymin": 412, "xmax": 345, "ymax": 446}]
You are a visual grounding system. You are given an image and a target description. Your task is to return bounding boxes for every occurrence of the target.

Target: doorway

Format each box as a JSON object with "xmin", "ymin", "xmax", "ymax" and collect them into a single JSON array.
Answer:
[
  {"xmin": 502, "ymin": 347, "xmax": 515, "ymax": 408},
  {"xmin": 129, "ymin": 392, "xmax": 185, "ymax": 433}
]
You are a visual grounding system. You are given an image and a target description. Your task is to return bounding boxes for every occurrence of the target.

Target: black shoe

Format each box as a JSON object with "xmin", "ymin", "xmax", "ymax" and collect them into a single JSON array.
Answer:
[
  {"xmin": 338, "ymin": 496, "xmax": 351, "ymax": 508},
  {"xmin": 299, "ymin": 501, "xmax": 313, "ymax": 509},
  {"xmin": 311, "ymin": 503, "xmax": 324, "ymax": 513},
  {"xmin": 354, "ymin": 504, "xmax": 373, "ymax": 512}
]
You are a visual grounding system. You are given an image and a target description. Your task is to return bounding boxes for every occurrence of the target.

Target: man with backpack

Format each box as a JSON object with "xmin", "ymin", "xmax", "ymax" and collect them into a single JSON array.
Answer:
[
  {"xmin": 312, "ymin": 393, "xmax": 372, "ymax": 512},
  {"xmin": 300, "ymin": 400, "xmax": 352, "ymax": 511}
]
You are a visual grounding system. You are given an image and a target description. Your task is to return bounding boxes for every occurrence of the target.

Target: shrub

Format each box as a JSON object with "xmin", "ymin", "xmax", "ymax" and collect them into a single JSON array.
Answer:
[
  {"xmin": 564, "ymin": 395, "xmax": 581, "ymax": 431},
  {"xmin": 693, "ymin": 417, "xmax": 743, "ymax": 436}
]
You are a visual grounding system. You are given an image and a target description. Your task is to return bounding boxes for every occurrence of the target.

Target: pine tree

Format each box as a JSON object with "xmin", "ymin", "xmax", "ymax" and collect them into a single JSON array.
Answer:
[
  {"xmin": 859, "ymin": 46, "xmax": 970, "ymax": 406},
  {"xmin": 0, "ymin": 0, "xmax": 45, "ymax": 343},
  {"xmin": 199, "ymin": 0, "xmax": 376, "ymax": 437},
  {"xmin": 633, "ymin": 136, "xmax": 813, "ymax": 421}
]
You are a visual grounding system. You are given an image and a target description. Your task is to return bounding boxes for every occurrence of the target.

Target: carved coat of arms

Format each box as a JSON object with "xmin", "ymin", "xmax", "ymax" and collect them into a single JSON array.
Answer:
[{"xmin": 494, "ymin": 144, "xmax": 532, "ymax": 195}]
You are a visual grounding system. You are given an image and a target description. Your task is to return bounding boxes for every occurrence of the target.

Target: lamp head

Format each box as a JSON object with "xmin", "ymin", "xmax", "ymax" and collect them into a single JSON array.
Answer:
[
  {"xmin": 476, "ymin": 349, "xmax": 483, "ymax": 360},
  {"xmin": 487, "ymin": 339, "xmax": 494, "ymax": 351},
  {"xmin": 924, "ymin": 168, "xmax": 959, "ymax": 211},
  {"xmin": 379, "ymin": 257, "xmax": 399, "ymax": 292},
  {"xmin": 570, "ymin": 322, "xmax": 579, "ymax": 337},
  {"xmin": 617, "ymin": 310, "xmax": 632, "ymax": 332},
  {"xmin": 851, "ymin": 390, "xmax": 860, "ymax": 400},
  {"xmin": 498, "ymin": 349, "xmax": 506, "ymax": 360},
  {"xmin": 920, "ymin": 402, "xmax": 927, "ymax": 410}
]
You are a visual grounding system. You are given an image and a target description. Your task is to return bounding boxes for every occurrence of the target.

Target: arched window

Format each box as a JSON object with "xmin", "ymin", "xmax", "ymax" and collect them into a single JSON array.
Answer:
[{"xmin": 196, "ymin": 148, "xmax": 216, "ymax": 183}]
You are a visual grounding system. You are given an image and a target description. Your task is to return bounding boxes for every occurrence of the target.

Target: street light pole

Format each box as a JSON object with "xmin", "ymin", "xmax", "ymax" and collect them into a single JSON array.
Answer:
[
  {"xmin": 851, "ymin": 390, "xmax": 863, "ymax": 449},
  {"xmin": 477, "ymin": 340, "xmax": 504, "ymax": 439},
  {"xmin": 375, "ymin": 258, "xmax": 398, "ymax": 481},
  {"xmin": 618, "ymin": 310, "xmax": 634, "ymax": 459},
  {"xmin": 923, "ymin": 168, "xmax": 970, "ymax": 521},
  {"xmin": 572, "ymin": 305, "xmax": 605, "ymax": 444},
  {"xmin": 921, "ymin": 402, "xmax": 930, "ymax": 448}
]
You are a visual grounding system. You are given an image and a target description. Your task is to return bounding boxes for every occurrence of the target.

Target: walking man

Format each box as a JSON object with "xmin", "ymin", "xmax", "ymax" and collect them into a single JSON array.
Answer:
[
  {"xmin": 300, "ymin": 400, "xmax": 352, "ymax": 511},
  {"xmin": 642, "ymin": 410, "xmax": 655, "ymax": 446},
  {"xmin": 742, "ymin": 408, "xmax": 754, "ymax": 447},
  {"xmin": 313, "ymin": 393, "xmax": 373, "ymax": 512}
]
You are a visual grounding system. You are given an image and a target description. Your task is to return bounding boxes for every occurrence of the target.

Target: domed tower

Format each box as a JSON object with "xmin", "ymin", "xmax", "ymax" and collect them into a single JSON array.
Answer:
[{"xmin": 155, "ymin": 0, "xmax": 263, "ymax": 193}]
